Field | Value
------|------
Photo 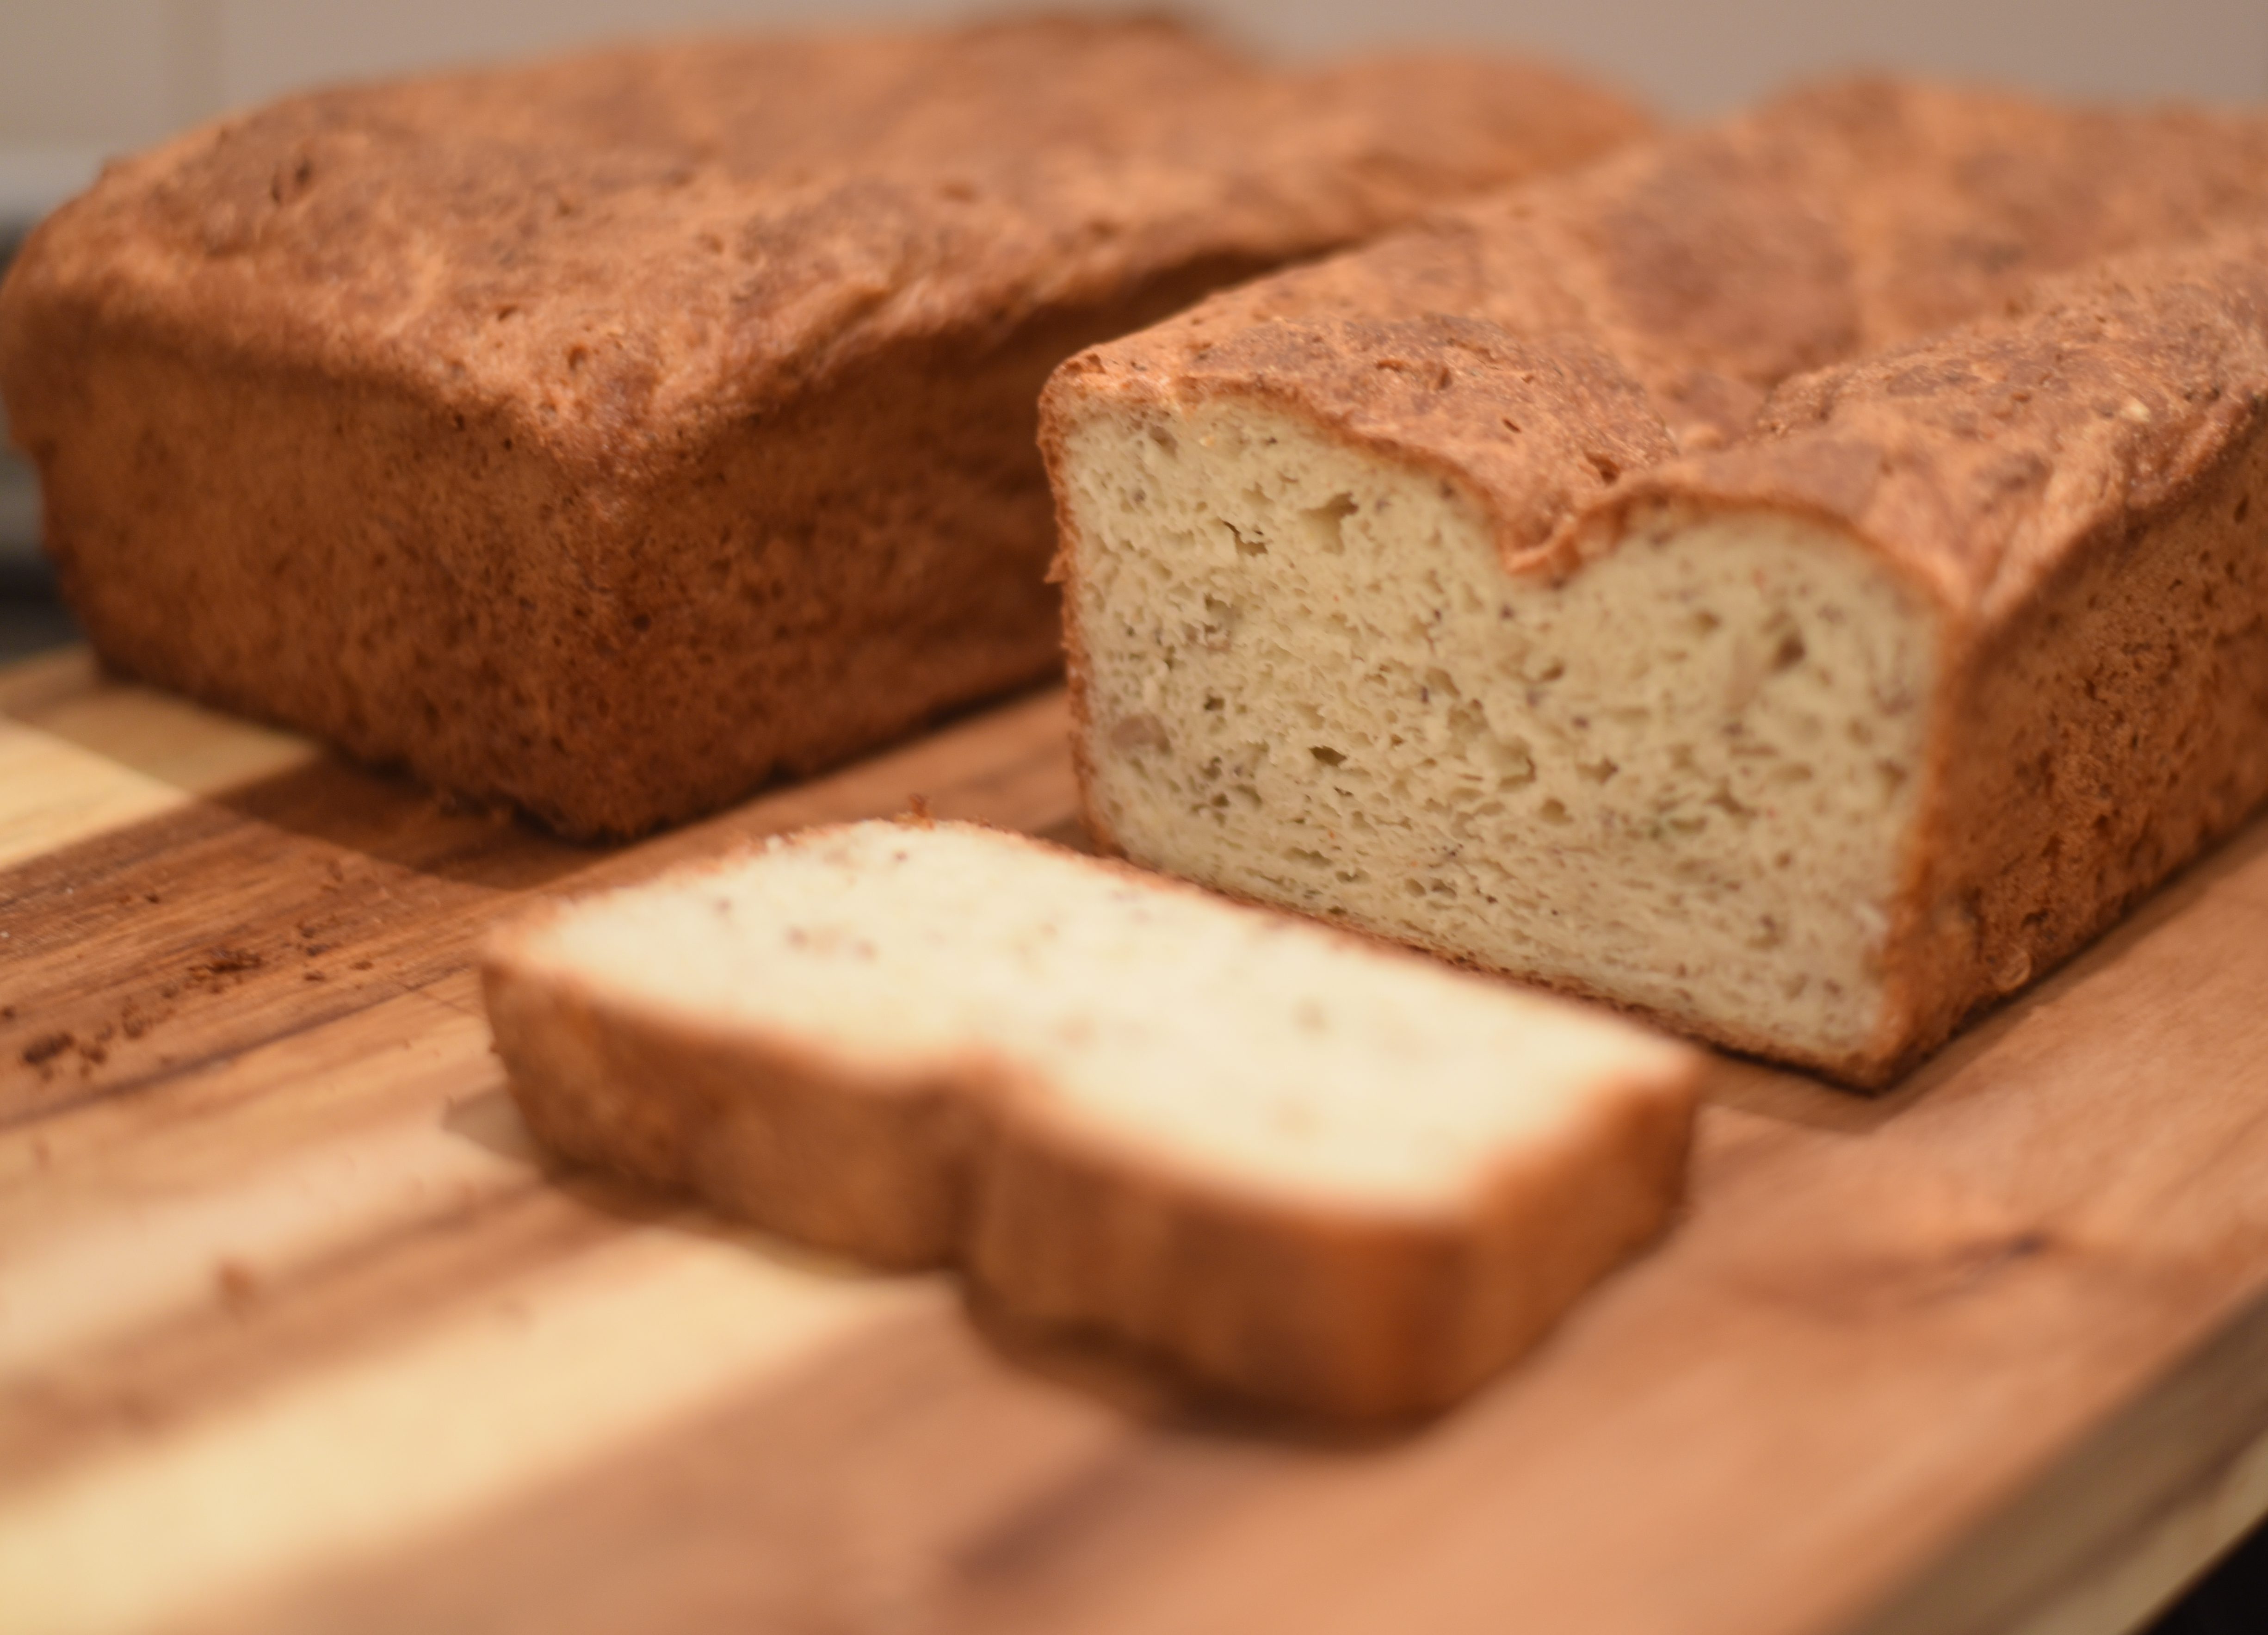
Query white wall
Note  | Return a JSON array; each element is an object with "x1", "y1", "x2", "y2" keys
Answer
[{"x1": 2, "y1": 0, "x2": 2264, "y2": 159}]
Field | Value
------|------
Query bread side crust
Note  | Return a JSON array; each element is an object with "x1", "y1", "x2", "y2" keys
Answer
[
  {"x1": 1896, "y1": 410, "x2": 2268, "y2": 1071},
  {"x1": 20, "y1": 266, "x2": 1247, "y2": 836},
  {"x1": 482, "y1": 825, "x2": 1702, "y2": 1418},
  {"x1": 485, "y1": 936, "x2": 976, "y2": 1266},
  {"x1": 967, "y1": 1052, "x2": 1693, "y2": 1416}
]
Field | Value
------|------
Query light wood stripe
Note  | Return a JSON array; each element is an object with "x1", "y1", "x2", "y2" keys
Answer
[
  {"x1": 0, "y1": 994, "x2": 517, "y2": 1374},
  {"x1": 0, "y1": 1225, "x2": 936, "y2": 1635},
  {"x1": 0, "y1": 651, "x2": 312, "y2": 872}
]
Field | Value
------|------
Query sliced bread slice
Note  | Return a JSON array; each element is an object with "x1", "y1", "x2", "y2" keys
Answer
[{"x1": 482, "y1": 819, "x2": 1700, "y2": 1418}]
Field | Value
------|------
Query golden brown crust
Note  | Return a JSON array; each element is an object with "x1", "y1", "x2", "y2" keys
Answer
[
  {"x1": 1042, "y1": 78, "x2": 2268, "y2": 1086},
  {"x1": 1045, "y1": 314, "x2": 1676, "y2": 569},
  {"x1": 1054, "y1": 77, "x2": 2268, "y2": 578},
  {"x1": 1610, "y1": 237, "x2": 2268, "y2": 619},
  {"x1": 485, "y1": 946, "x2": 978, "y2": 1267},
  {"x1": 966, "y1": 1068, "x2": 1691, "y2": 1417},
  {"x1": 481, "y1": 822, "x2": 1702, "y2": 1418},
  {"x1": 0, "y1": 18, "x2": 1648, "y2": 839}
]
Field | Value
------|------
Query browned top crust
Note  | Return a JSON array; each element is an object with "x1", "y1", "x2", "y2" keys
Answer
[
  {"x1": 1601, "y1": 235, "x2": 2268, "y2": 626},
  {"x1": 0, "y1": 16, "x2": 1648, "y2": 472},
  {"x1": 1051, "y1": 78, "x2": 2268, "y2": 622}
]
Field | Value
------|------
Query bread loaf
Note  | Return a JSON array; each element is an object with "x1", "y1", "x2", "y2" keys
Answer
[
  {"x1": 482, "y1": 819, "x2": 1700, "y2": 1418},
  {"x1": 1041, "y1": 81, "x2": 2268, "y2": 1086},
  {"x1": 0, "y1": 18, "x2": 1647, "y2": 838}
]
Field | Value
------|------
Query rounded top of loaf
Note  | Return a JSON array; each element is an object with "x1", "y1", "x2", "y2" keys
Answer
[
  {"x1": 1042, "y1": 75, "x2": 2268, "y2": 620},
  {"x1": 0, "y1": 16, "x2": 1648, "y2": 469}
]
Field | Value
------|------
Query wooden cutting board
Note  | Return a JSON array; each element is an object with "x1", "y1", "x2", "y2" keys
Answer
[{"x1": 5, "y1": 644, "x2": 2268, "y2": 1635}]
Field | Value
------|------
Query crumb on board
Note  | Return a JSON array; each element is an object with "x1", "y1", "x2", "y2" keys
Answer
[
  {"x1": 20, "y1": 1031, "x2": 73, "y2": 1067},
  {"x1": 214, "y1": 1259, "x2": 259, "y2": 1313}
]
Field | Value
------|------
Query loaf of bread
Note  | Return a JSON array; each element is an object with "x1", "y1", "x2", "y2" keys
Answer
[
  {"x1": 1041, "y1": 81, "x2": 2268, "y2": 1086},
  {"x1": 482, "y1": 819, "x2": 1700, "y2": 1417},
  {"x1": 0, "y1": 19, "x2": 1647, "y2": 839}
]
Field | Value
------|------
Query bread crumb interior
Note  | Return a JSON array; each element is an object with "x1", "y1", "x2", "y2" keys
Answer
[
  {"x1": 1062, "y1": 400, "x2": 1939, "y2": 1063},
  {"x1": 527, "y1": 822, "x2": 1682, "y2": 1210}
]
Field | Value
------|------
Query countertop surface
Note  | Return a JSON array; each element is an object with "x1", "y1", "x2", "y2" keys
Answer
[{"x1": 5, "y1": 647, "x2": 2268, "y2": 1635}]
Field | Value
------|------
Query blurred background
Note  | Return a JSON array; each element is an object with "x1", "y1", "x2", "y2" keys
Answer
[{"x1": 5, "y1": 0, "x2": 2268, "y2": 658}]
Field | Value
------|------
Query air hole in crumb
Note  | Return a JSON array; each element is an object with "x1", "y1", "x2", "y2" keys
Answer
[
  {"x1": 1310, "y1": 746, "x2": 1346, "y2": 767},
  {"x1": 1586, "y1": 452, "x2": 1622, "y2": 484},
  {"x1": 2238, "y1": 495, "x2": 2252, "y2": 525},
  {"x1": 1770, "y1": 630, "x2": 1808, "y2": 672},
  {"x1": 1224, "y1": 521, "x2": 1267, "y2": 557},
  {"x1": 1300, "y1": 494, "x2": 1358, "y2": 555},
  {"x1": 1110, "y1": 714, "x2": 1171, "y2": 754},
  {"x1": 1539, "y1": 799, "x2": 1571, "y2": 825}
]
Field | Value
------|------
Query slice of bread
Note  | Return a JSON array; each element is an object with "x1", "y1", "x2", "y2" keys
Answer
[
  {"x1": 482, "y1": 819, "x2": 1700, "y2": 1418},
  {"x1": 1041, "y1": 80, "x2": 2268, "y2": 1087}
]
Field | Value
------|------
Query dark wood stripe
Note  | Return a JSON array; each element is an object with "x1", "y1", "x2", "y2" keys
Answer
[
  {"x1": 0, "y1": 755, "x2": 594, "y2": 1127},
  {"x1": 0, "y1": 687, "x2": 1079, "y2": 1129}
]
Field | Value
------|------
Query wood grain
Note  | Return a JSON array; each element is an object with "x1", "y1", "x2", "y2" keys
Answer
[{"x1": 4, "y1": 650, "x2": 2268, "y2": 1635}]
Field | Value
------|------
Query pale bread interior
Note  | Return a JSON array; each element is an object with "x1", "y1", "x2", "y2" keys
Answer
[
  {"x1": 1060, "y1": 400, "x2": 1940, "y2": 1066},
  {"x1": 514, "y1": 820, "x2": 1692, "y2": 1212}
]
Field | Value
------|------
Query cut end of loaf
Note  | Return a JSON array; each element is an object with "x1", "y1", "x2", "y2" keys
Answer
[
  {"x1": 483, "y1": 819, "x2": 1701, "y2": 1417},
  {"x1": 1056, "y1": 397, "x2": 1942, "y2": 1080}
]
